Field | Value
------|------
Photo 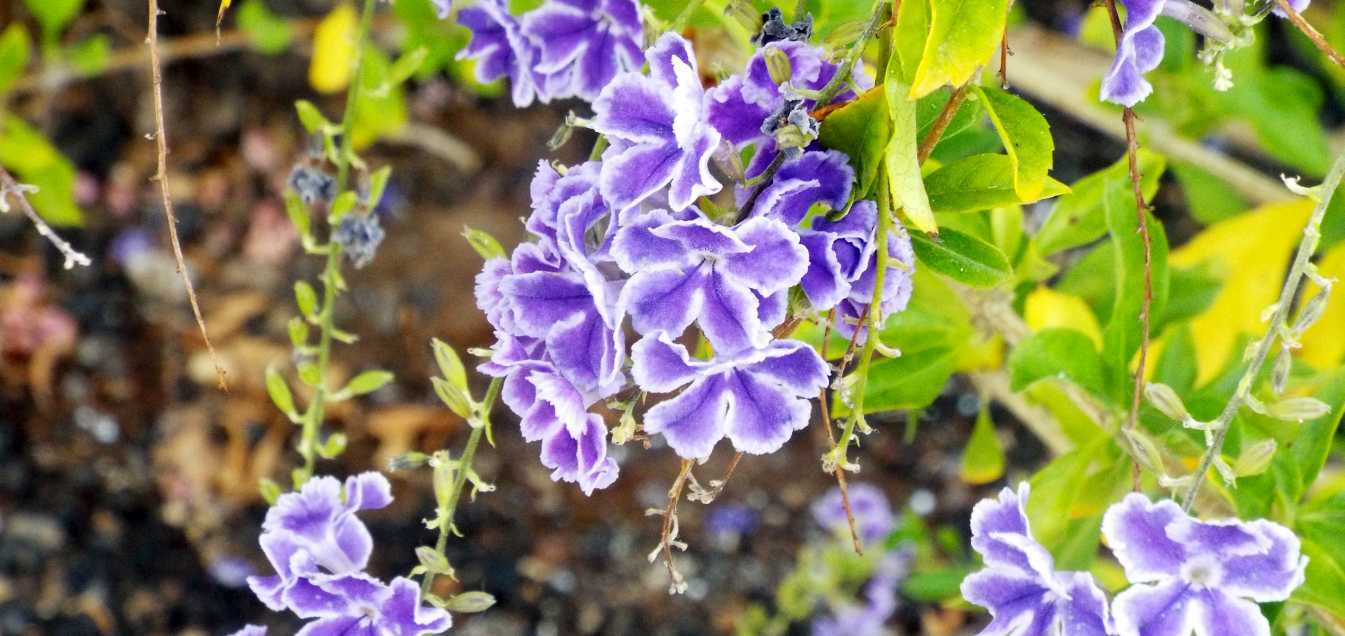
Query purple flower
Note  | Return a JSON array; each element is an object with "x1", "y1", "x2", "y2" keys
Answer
[
  {"x1": 748, "y1": 149, "x2": 852, "y2": 225},
  {"x1": 286, "y1": 574, "x2": 451, "y2": 636},
  {"x1": 808, "y1": 202, "x2": 916, "y2": 339},
  {"x1": 246, "y1": 473, "x2": 393, "y2": 611},
  {"x1": 591, "y1": 33, "x2": 723, "y2": 211},
  {"x1": 630, "y1": 332, "x2": 827, "y2": 459},
  {"x1": 521, "y1": 0, "x2": 645, "y2": 102},
  {"x1": 432, "y1": 0, "x2": 451, "y2": 19},
  {"x1": 459, "y1": 0, "x2": 553, "y2": 107},
  {"x1": 812, "y1": 549, "x2": 911, "y2": 636},
  {"x1": 228, "y1": 626, "x2": 267, "y2": 636},
  {"x1": 960, "y1": 483, "x2": 1114, "y2": 636},
  {"x1": 501, "y1": 361, "x2": 619, "y2": 494},
  {"x1": 1102, "y1": 494, "x2": 1307, "y2": 636},
  {"x1": 612, "y1": 211, "x2": 807, "y2": 354},
  {"x1": 811, "y1": 483, "x2": 895, "y2": 546},
  {"x1": 1099, "y1": 0, "x2": 1302, "y2": 106},
  {"x1": 707, "y1": 40, "x2": 871, "y2": 177}
]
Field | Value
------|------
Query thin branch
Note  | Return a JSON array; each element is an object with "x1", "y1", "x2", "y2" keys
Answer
[
  {"x1": 147, "y1": 0, "x2": 228, "y2": 391},
  {"x1": 1181, "y1": 148, "x2": 1345, "y2": 512},
  {"x1": 917, "y1": 84, "x2": 968, "y2": 164},
  {"x1": 1104, "y1": 0, "x2": 1153, "y2": 491},
  {"x1": 686, "y1": 451, "x2": 744, "y2": 504},
  {"x1": 652, "y1": 459, "x2": 695, "y2": 595},
  {"x1": 818, "y1": 309, "x2": 864, "y2": 555},
  {"x1": 1276, "y1": 0, "x2": 1345, "y2": 71},
  {"x1": 0, "y1": 167, "x2": 91, "y2": 269}
]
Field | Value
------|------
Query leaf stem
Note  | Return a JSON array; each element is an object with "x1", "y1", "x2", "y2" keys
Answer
[
  {"x1": 813, "y1": 0, "x2": 890, "y2": 108},
  {"x1": 1275, "y1": 0, "x2": 1345, "y2": 71},
  {"x1": 1181, "y1": 148, "x2": 1345, "y2": 512},
  {"x1": 297, "y1": 0, "x2": 378, "y2": 482},
  {"x1": 817, "y1": 309, "x2": 864, "y2": 555},
  {"x1": 421, "y1": 377, "x2": 502, "y2": 593}
]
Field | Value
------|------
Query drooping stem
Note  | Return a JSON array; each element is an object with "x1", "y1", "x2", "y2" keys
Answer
[
  {"x1": 1182, "y1": 148, "x2": 1345, "y2": 512},
  {"x1": 1275, "y1": 0, "x2": 1345, "y2": 71},
  {"x1": 147, "y1": 0, "x2": 228, "y2": 391},
  {"x1": 817, "y1": 309, "x2": 864, "y2": 555},
  {"x1": 656, "y1": 459, "x2": 695, "y2": 594},
  {"x1": 297, "y1": 0, "x2": 378, "y2": 482},
  {"x1": 421, "y1": 377, "x2": 502, "y2": 593},
  {"x1": 917, "y1": 84, "x2": 968, "y2": 164},
  {"x1": 1104, "y1": 0, "x2": 1154, "y2": 491}
]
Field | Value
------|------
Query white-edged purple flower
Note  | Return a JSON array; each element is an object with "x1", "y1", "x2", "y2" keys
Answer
[
  {"x1": 501, "y1": 361, "x2": 619, "y2": 494},
  {"x1": 812, "y1": 548, "x2": 912, "y2": 636},
  {"x1": 817, "y1": 203, "x2": 915, "y2": 339},
  {"x1": 591, "y1": 33, "x2": 722, "y2": 211},
  {"x1": 748, "y1": 149, "x2": 853, "y2": 225},
  {"x1": 612, "y1": 210, "x2": 807, "y2": 354},
  {"x1": 960, "y1": 483, "x2": 1114, "y2": 636},
  {"x1": 286, "y1": 573, "x2": 451, "y2": 636},
  {"x1": 246, "y1": 472, "x2": 393, "y2": 611},
  {"x1": 228, "y1": 626, "x2": 267, "y2": 636},
  {"x1": 432, "y1": 0, "x2": 451, "y2": 19},
  {"x1": 1102, "y1": 493, "x2": 1307, "y2": 636},
  {"x1": 630, "y1": 332, "x2": 828, "y2": 459},
  {"x1": 811, "y1": 483, "x2": 895, "y2": 546},
  {"x1": 707, "y1": 40, "x2": 872, "y2": 178},
  {"x1": 1100, "y1": 0, "x2": 1305, "y2": 106},
  {"x1": 458, "y1": 0, "x2": 554, "y2": 107},
  {"x1": 521, "y1": 0, "x2": 645, "y2": 102}
]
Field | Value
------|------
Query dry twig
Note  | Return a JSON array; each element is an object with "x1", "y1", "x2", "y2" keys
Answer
[
  {"x1": 147, "y1": 0, "x2": 228, "y2": 391},
  {"x1": 0, "y1": 167, "x2": 91, "y2": 270}
]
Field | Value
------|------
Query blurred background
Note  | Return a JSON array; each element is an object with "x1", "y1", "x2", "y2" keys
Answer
[{"x1": 0, "y1": 0, "x2": 1342, "y2": 634}]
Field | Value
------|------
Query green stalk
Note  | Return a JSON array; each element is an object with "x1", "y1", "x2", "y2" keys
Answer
[
  {"x1": 1181, "y1": 149, "x2": 1345, "y2": 512},
  {"x1": 297, "y1": 0, "x2": 378, "y2": 482},
  {"x1": 421, "y1": 377, "x2": 503, "y2": 593},
  {"x1": 670, "y1": 0, "x2": 708, "y2": 33}
]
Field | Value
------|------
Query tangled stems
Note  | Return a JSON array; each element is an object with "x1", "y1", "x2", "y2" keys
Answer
[
  {"x1": 421, "y1": 377, "x2": 503, "y2": 594},
  {"x1": 295, "y1": 0, "x2": 378, "y2": 484},
  {"x1": 1181, "y1": 147, "x2": 1345, "y2": 512}
]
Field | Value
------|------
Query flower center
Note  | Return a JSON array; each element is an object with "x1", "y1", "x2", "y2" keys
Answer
[{"x1": 1181, "y1": 555, "x2": 1224, "y2": 588}]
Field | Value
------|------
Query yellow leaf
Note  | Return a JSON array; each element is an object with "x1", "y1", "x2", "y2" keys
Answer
[
  {"x1": 957, "y1": 332, "x2": 1003, "y2": 372},
  {"x1": 216, "y1": 0, "x2": 233, "y2": 34},
  {"x1": 1299, "y1": 241, "x2": 1345, "y2": 369},
  {"x1": 1024, "y1": 286, "x2": 1103, "y2": 349},
  {"x1": 1169, "y1": 200, "x2": 1313, "y2": 385},
  {"x1": 309, "y1": 4, "x2": 357, "y2": 94}
]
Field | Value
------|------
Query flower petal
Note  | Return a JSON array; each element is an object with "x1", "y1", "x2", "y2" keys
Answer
[
  {"x1": 620, "y1": 265, "x2": 707, "y2": 338},
  {"x1": 592, "y1": 74, "x2": 675, "y2": 144},
  {"x1": 1101, "y1": 493, "x2": 1188, "y2": 583},
  {"x1": 722, "y1": 217, "x2": 808, "y2": 295},
  {"x1": 744, "y1": 339, "x2": 828, "y2": 397},
  {"x1": 1192, "y1": 588, "x2": 1270, "y2": 636},
  {"x1": 631, "y1": 333, "x2": 702, "y2": 392},
  {"x1": 960, "y1": 569, "x2": 1055, "y2": 636},
  {"x1": 599, "y1": 140, "x2": 683, "y2": 211},
  {"x1": 700, "y1": 271, "x2": 767, "y2": 354},
  {"x1": 644, "y1": 375, "x2": 729, "y2": 459},
  {"x1": 1113, "y1": 579, "x2": 1197, "y2": 636},
  {"x1": 723, "y1": 367, "x2": 811, "y2": 454}
]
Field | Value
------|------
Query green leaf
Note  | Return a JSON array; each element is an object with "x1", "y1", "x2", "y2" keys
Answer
[
  {"x1": 1152, "y1": 323, "x2": 1197, "y2": 395},
  {"x1": 266, "y1": 367, "x2": 298, "y2": 419},
  {"x1": 890, "y1": 0, "x2": 931, "y2": 85},
  {"x1": 287, "y1": 316, "x2": 309, "y2": 349},
  {"x1": 1009, "y1": 328, "x2": 1107, "y2": 398},
  {"x1": 1036, "y1": 151, "x2": 1165, "y2": 256},
  {"x1": 1027, "y1": 442, "x2": 1129, "y2": 559},
  {"x1": 1158, "y1": 263, "x2": 1222, "y2": 331},
  {"x1": 23, "y1": 0, "x2": 85, "y2": 38},
  {"x1": 916, "y1": 86, "x2": 983, "y2": 147},
  {"x1": 259, "y1": 477, "x2": 282, "y2": 504},
  {"x1": 284, "y1": 192, "x2": 312, "y2": 237},
  {"x1": 885, "y1": 58, "x2": 936, "y2": 234},
  {"x1": 925, "y1": 154, "x2": 1069, "y2": 214},
  {"x1": 388, "y1": 47, "x2": 430, "y2": 86},
  {"x1": 818, "y1": 87, "x2": 889, "y2": 198},
  {"x1": 840, "y1": 346, "x2": 959, "y2": 414},
  {"x1": 351, "y1": 47, "x2": 408, "y2": 149},
  {"x1": 975, "y1": 86, "x2": 1054, "y2": 200},
  {"x1": 1282, "y1": 368, "x2": 1345, "y2": 503},
  {"x1": 1100, "y1": 182, "x2": 1170, "y2": 401},
  {"x1": 910, "y1": 226, "x2": 1012, "y2": 288},
  {"x1": 431, "y1": 338, "x2": 468, "y2": 392},
  {"x1": 1295, "y1": 536, "x2": 1345, "y2": 622},
  {"x1": 0, "y1": 115, "x2": 83, "y2": 226},
  {"x1": 432, "y1": 376, "x2": 472, "y2": 419},
  {"x1": 0, "y1": 25, "x2": 31, "y2": 95},
  {"x1": 462, "y1": 226, "x2": 505, "y2": 261},
  {"x1": 298, "y1": 361, "x2": 322, "y2": 388},
  {"x1": 343, "y1": 370, "x2": 394, "y2": 397},
  {"x1": 1172, "y1": 161, "x2": 1248, "y2": 225},
  {"x1": 366, "y1": 166, "x2": 392, "y2": 208},
  {"x1": 329, "y1": 191, "x2": 358, "y2": 221},
  {"x1": 294, "y1": 281, "x2": 319, "y2": 318},
  {"x1": 961, "y1": 405, "x2": 1005, "y2": 485},
  {"x1": 294, "y1": 100, "x2": 331, "y2": 134},
  {"x1": 902, "y1": 567, "x2": 972, "y2": 603},
  {"x1": 317, "y1": 432, "x2": 347, "y2": 458},
  {"x1": 239, "y1": 0, "x2": 294, "y2": 55},
  {"x1": 909, "y1": 0, "x2": 1008, "y2": 98},
  {"x1": 64, "y1": 35, "x2": 108, "y2": 74}
]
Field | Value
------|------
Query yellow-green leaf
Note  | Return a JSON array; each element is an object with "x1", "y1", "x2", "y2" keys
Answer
[
  {"x1": 1024, "y1": 287, "x2": 1104, "y2": 349},
  {"x1": 909, "y1": 0, "x2": 1009, "y2": 99},
  {"x1": 1299, "y1": 241, "x2": 1345, "y2": 369},
  {"x1": 884, "y1": 52, "x2": 936, "y2": 234},
  {"x1": 961, "y1": 405, "x2": 1005, "y2": 484},
  {"x1": 0, "y1": 115, "x2": 83, "y2": 226},
  {"x1": 309, "y1": 4, "x2": 357, "y2": 94},
  {"x1": 0, "y1": 25, "x2": 31, "y2": 95},
  {"x1": 975, "y1": 85, "x2": 1054, "y2": 200},
  {"x1": 1169, "y1": 200, "x2": 1313, "y2": 385}
]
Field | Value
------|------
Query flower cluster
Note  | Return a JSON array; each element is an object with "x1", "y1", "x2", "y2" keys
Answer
[
  {"x1": 236, "y1": 473, "x2": 451, "y2": 635},
  {"x1": 962, "y1": 484, "x2": 1306, "y2": 636},
  {"x1": 471, "y1": 9, "x2": 916, "y2": 495},
  {"x1": 809, "y1": 484, "x2": 913, "y2": 636},
  {"x1": 1101, "y1": 0, "x2": 1311, "y2": 106},
  {"x1": 458, "y1": 0, "x2": 644, "y2": 107}
]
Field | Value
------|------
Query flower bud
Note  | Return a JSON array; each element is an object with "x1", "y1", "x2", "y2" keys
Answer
[
  {"x1": 1144, "y1": 382, "x2": 1190, "y2": 422},
  {"x1": 1233, "y1": 439, "x2": 1277, "y2": 477},
  {"x1": 1266, "y1": 396, "x2": 1332, "y2": 422},
  {"x1": 762, "y1": 46, "x2": 793, "y2": 85}
]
